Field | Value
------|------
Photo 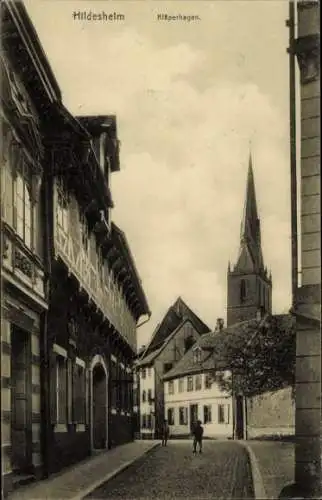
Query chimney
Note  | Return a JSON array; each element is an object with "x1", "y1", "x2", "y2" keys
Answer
[{"x1": 216, "y1": 318, "x2": 224, "y2": 332}]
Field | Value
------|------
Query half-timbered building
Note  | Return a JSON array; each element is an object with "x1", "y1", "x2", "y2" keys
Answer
[
  {"x1": 1, "y1": 0, "x2": 150, "y2": 491},
  {"x1": 44, "y1": 112, "x2": 150, "y2": 473},
  {"x1": 1, "y1": 0, "x2": 62, "y2": 493}
]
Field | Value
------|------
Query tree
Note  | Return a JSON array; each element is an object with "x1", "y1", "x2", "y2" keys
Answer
[{"x1": 211, "y1": 315, "x2": 296, "y2": 397}]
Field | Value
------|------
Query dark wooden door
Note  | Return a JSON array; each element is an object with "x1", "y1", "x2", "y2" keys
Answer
[
  {"x1": 11, "y1": 327, "x2": 32, "y2": 473},
  {"x1": 93, "y1": 365, "x2": 107, "y2": 449},
  {"x1": 235, "y1": 395, "x2": 244, "y2": 440},
  {"x1": 189, "y1": 404, "x2": 198, "y2": 431}
]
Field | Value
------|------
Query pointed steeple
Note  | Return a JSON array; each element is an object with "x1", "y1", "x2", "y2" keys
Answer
[
  {"x1": 236, "y1": 151, "x2": 264, "y2": 272},
  {"x1": 240, "y1": 151, "x2": 259, "y2": 244},
  {"x1": 227, "y1": 149, "x2": 272, "y2": 326}
]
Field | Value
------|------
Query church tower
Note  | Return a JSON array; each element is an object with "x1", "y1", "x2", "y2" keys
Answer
[{"x1": 227, "y1": 153, "x2": 272, "y2": 326}]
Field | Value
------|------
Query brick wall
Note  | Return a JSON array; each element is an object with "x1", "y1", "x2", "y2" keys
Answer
[{"x1": 246, "y1": 387, "x2": 295, "y2": 438}]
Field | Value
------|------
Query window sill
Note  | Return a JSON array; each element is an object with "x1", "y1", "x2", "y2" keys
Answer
[{"x1": 54, "y1": 423, "x2": 68, "y2": 433}]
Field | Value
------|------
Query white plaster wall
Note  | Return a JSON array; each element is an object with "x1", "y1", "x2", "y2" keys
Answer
[
  {"x1": 164, "y1": 373, "x2": 233, "y2": 438},
  {"x1": 139, "y1": 366, "x2": 155, "y2": 434}
]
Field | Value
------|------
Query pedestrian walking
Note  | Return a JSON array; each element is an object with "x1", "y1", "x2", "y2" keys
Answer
[
  {"x1": 192, "y1": 420, "x2": 204, "y2": 454},
  {"x1": 161, "y1": 419, "x2": 170, "y2": 446}
]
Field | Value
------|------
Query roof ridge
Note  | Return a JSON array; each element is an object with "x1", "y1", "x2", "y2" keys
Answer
[{"x1": 138, "y1": 317, "x2": 194, "y2": 366}]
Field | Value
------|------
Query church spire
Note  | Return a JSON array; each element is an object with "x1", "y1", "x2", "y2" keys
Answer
[
  {"x1": 236, "y1": 151, "x2": 264, "y2": 272},
  {"x1": 227, "y1": 149, "x2": 272, "y2": 326},
  {"x1": 240, "y1": 151, "x2": 259, "y2": 244}
]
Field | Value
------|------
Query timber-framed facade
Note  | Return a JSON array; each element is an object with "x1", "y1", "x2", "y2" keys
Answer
[{"x1": 1, "y1": 0, "x2": 150, "y2": 494}]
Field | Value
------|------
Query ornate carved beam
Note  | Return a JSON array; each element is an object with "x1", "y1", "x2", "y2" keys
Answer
[{"x1": 294, "y1": 34, "x2": 320, "y2": 84}]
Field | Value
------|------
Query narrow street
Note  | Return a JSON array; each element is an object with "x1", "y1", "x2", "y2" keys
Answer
[{"x1": 86, "y1": 440, "x2": 254, "y2": 499}]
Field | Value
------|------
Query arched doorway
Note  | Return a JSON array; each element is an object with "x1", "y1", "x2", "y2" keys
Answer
[{"x1": 92, "y1": 363, "x2": 107, "y2": 450}]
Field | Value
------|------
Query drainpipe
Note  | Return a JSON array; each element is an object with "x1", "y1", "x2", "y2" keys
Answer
[
  {"x1": 286, "y1": 1, "x2": 298, "y2": 304},
  {"x1": 40, "y1": 163, "x2": 53, "y2": 478}
]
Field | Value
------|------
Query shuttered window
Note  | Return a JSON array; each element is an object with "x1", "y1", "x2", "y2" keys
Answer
[
  {"x1": 218, "y1": 404, "x2": 230, "y2": 424},
  {"x1": 13, "y1": 155, "x2": 33, "y2": 249},
  {"x1": 72, "y1": 362, "x2": 86, "y2": 424},
  {"x1": 50, "y1": 353, "x2": 57, "y2": 424},
  {"x1": 111, "y1": 360, "x2": 117, "y2": 408},
  {"x1": 179, "y1": 407, "x2": 188, "y2": 425},
  {"x1": 56, "y1": 178, "x2": 69, "y2": 232},
  {"x1": 57, "y1": 356, "x2": 68, "y2": 424},
  {"x1": 1, "y1": 132, "x2": 14, "y2": 226},
  {"x1": 203, "y1": 405, "x2": 212, "y2": 424}
]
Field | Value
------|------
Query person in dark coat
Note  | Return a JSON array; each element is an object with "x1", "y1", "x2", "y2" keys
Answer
[
  {"x1": 161, "y1": 419, "x2": 170, "y2": 446},
  {"x1": 192, "y1": 420, "x2": 204, "y2": 454}
]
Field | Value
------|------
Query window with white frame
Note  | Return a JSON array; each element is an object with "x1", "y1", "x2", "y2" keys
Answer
[
  {"x1": 168, "y1": 380, "x2": 174, "y2": 395},
  {"x1": 56, "y1": 178, "x2": 69, "y2": 232},
  {"x1": 148, "y1": 389, "x2": 153, "y2": 402},
  {"x1": 218, "y1": 404, "x2": 230, "y2": 424},
  {"x1": 167, "y1": 407, "x2": 174, "y2": 425},
  {"x1": 187, "y1": 376, "x2": 193, "y2": 392},
  {"x1": 1, "y1": 131, "x2": 14, "y2": 226},
  {"x1": 141, "y1": 414, "x2": 147, "y2": 428},
  {"x1": 178, "y1": 378, "x2": 184, "y2": 393},
  {"x1": 141, "y1": 368, "x2": 146, "y2": 379},
  {"x1": 193, "y1": 346, "x2": 202, "y2": 364},
  {"x1": 142, "y1": 390, "x2": 146, "y2": 403},
  {"x1": 56, "y1": 356, "x2": 68, "y2": 424},
  {"x1": 204, "y1": 373, "x2": 212, "y2": 389},
  {"x1": 72, "y1": 360, "x2": 86, "y2": 424},
  {"x1": 14, "y1": 154, "x2": 33, "y2": 249},
  {"x1": 195, "y1": 374, "x2": 202, "y2": 391},
  {"x1": 203, "y1": 405, "x2": 212, "y2": 424},
  {"x1": 179, "y1": 407, "x2": 188, "y2": 425}
]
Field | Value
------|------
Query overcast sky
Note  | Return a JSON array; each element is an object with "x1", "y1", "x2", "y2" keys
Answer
[{"x1": 25, "y1": 0, "x2": 294, "y2": 348}]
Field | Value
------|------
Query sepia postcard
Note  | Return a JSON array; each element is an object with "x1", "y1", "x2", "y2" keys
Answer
[{"x1": 1, "y1": 0, "x2": 320, "y2": 499}]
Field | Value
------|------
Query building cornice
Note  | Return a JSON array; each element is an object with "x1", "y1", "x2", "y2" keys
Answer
[{"x1": 2, "y1": 1, "x2": 61, "y2": 103}]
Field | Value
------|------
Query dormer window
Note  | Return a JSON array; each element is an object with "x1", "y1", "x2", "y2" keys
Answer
[
  {"x1": 184, "y1": 335, "x2": 195, "y2": 353},
  {"x1": 193, "y1": 346, "x2": 202, "y2": 364}
]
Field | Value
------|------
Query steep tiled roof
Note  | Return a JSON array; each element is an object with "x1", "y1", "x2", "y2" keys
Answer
[
  {"x1": 137, "y1": 317, "x2": 196, "y2": 368},
  {"x1": 162, "y1": 345, "x2": 218, "y2": 380},
  {"x1": 163, "y1": 313, "x2": 293, "y2": 381},
  {"x1": 135, "y1": 345, "x2": 164, "y2": 367},
  {"x1": 173, "y1": 297, "x2": 211, "y2": 335},
  {"x1": 141, "y1": 296, "x2": 210, "y2": 357},
  {"x1": 198, "y1": 318, "x2": 260, "y2": 351}
]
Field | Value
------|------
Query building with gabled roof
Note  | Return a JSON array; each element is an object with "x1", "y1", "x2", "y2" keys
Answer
[
  {"x1": 141, "y1": 296, "x2": 210, "y2": 358},
  {"x1": 162, "y1": 154, "x2": 295, "y2": 442},
  {"x1": 135, "y1": 297, "x2": 210, "y2": 438},
  {"x1": 163, "y1": 313, "x2": 294, "y2": 441},
  {"x1": 162, "y1": 318, "x2": 234, "y2": 439},
  {"x1": 1, "y1": 1, "x2": 150, "y2": 493}
]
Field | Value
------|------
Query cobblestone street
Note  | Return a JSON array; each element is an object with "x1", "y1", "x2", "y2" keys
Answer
[{"x1": 87, "y1": 440, "x2": 254, "y2": 499}]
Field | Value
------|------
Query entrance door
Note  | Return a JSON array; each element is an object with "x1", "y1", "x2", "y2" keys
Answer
[
  {"x1": 235, "y1": 395, "x2": 244, "y2": 439},
  {"x1": 11, "y1": 326, "x2": 32, "y2": 474},
  {"x1": 92, "y1": 364, "x2": 107, "y2": 449},
  {"x1": 189, "y1": 404, "x2": 198, "y2": 431}
]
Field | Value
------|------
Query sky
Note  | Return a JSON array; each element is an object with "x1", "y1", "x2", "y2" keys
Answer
[{"x1": 25, "y1": 0, "x2": 294, "y2": 348}]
